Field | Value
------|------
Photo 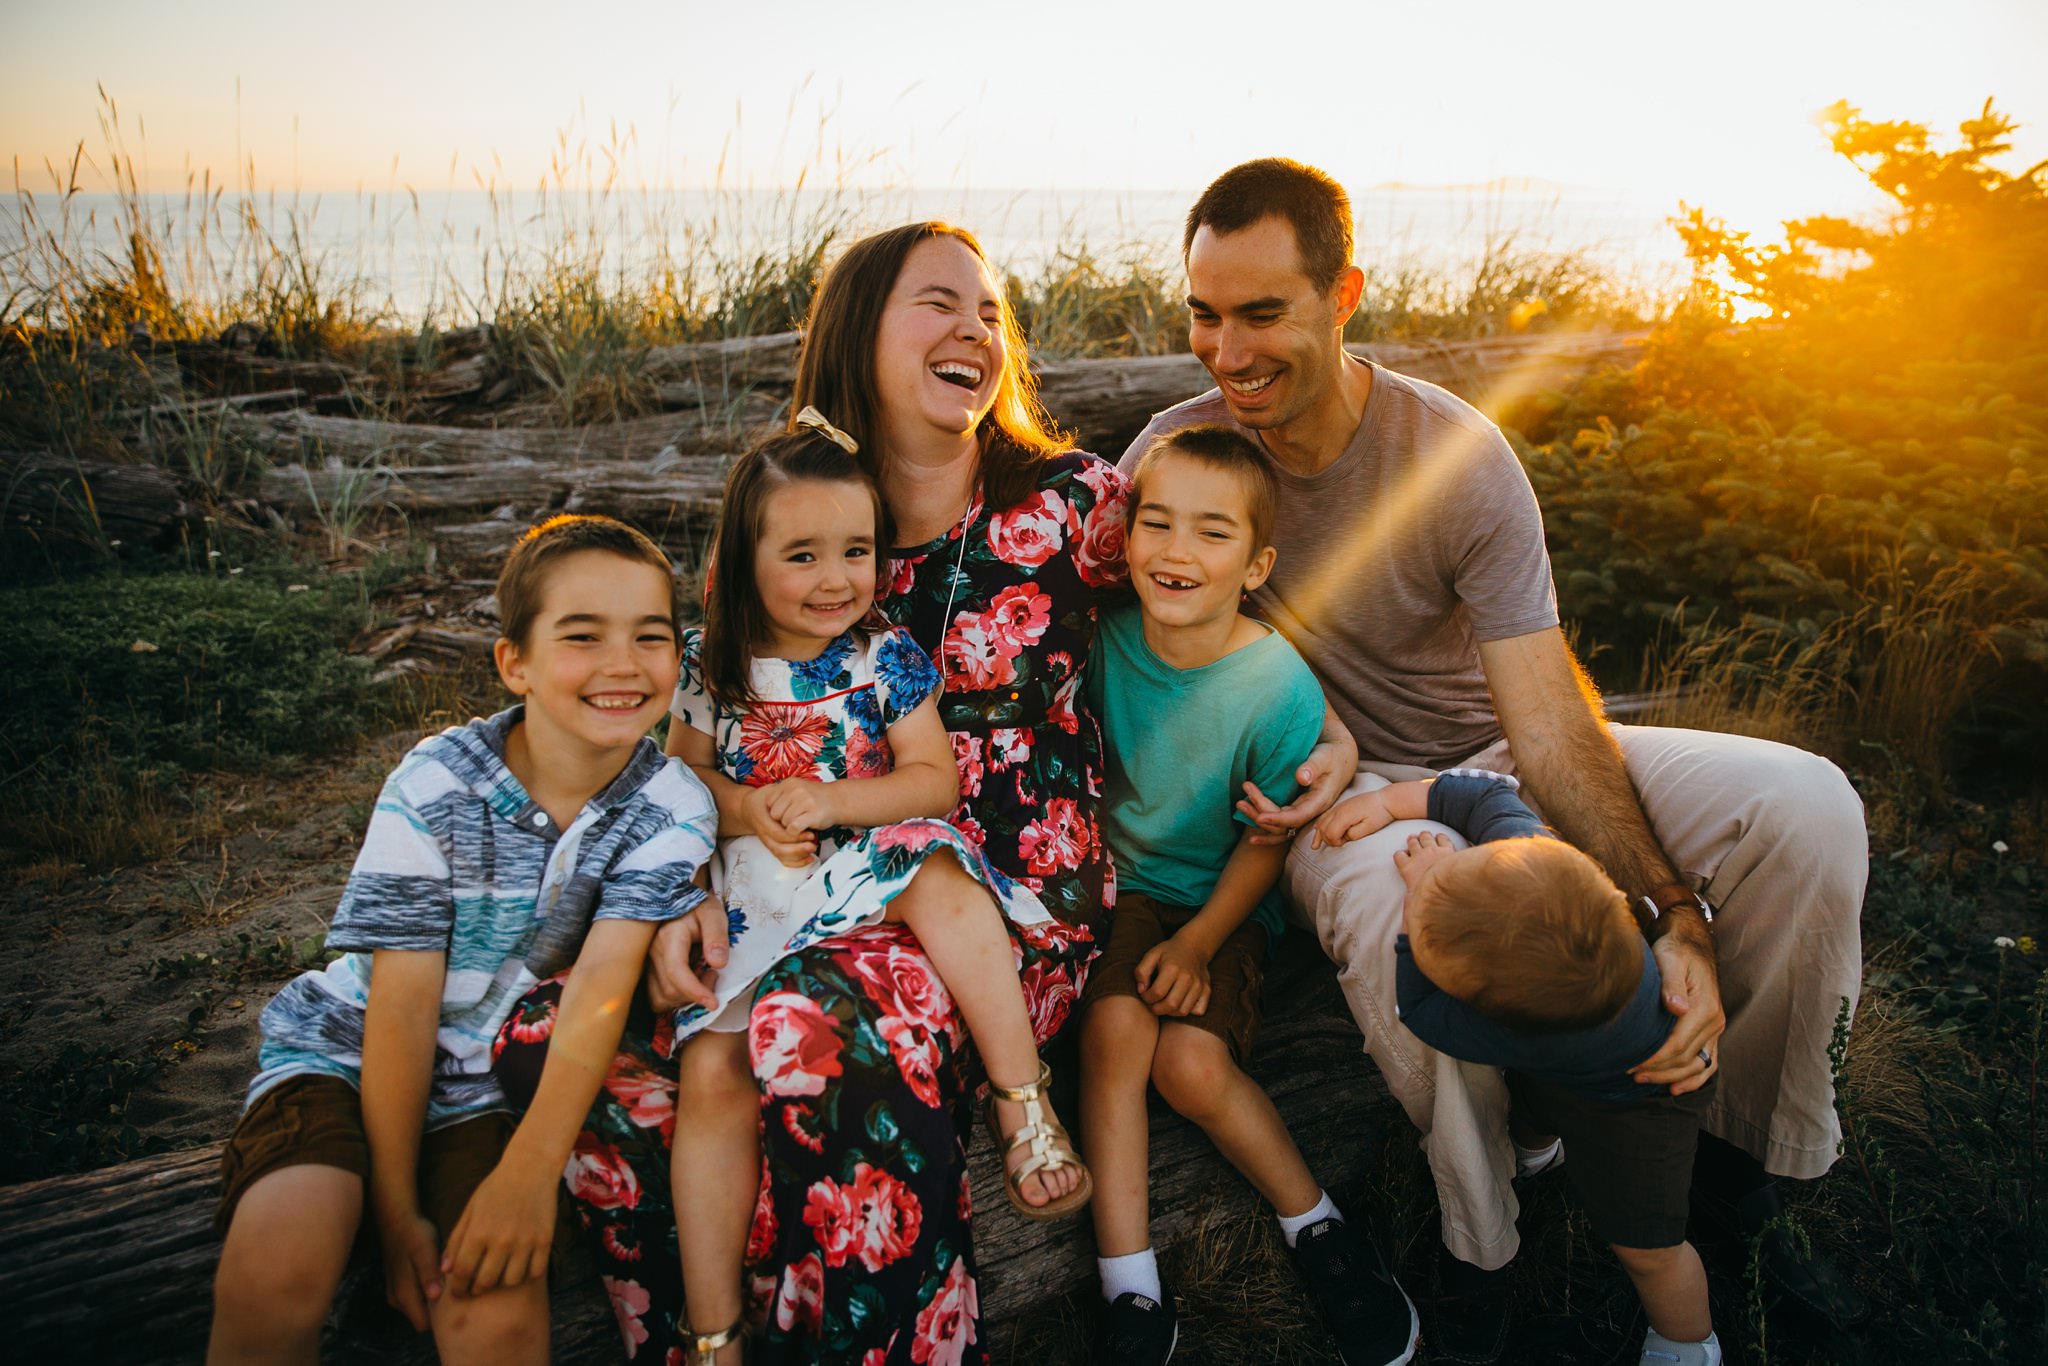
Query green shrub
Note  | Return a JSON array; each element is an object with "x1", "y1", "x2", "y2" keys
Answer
[
  {"x1": 0, "y1": 566, "x2": 376, "y2": 865},
  {"x1": 1520, "y1": 100, "x2": 2048, "y2": 773}
]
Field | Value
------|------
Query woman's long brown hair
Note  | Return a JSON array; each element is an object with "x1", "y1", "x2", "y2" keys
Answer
[
  {"x1": 790, "y1": 222, "x2": 1070, "y2": 526},
  {"x1": 701, "y1": 431, "x2": 889, "y2": 710}
]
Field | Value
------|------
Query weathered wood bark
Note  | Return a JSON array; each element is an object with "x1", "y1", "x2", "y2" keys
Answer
[
  {"x1": 4, "y1": 452, "x2": 194, "y2": 546},
  {"x1": 234, "y1": 391, "x2": 780, "y2": 467},
  {"x1": 639, "y1": 331, "x2": 803, "y2": 392},
  {"x1": 257, "y1": 454, "x2": 731, "y2": 523},
  {"x1": 0, "y1": 940, "x2": 1388, "y2": 1364}
]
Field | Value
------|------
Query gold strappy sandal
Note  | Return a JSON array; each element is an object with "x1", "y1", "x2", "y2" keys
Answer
[
  {"x1": 686, "y1": 1319, "x2": 744, "y2": 1365},
  {"x1": 984, "y1": 1060, "x2": 1093, "y2": 1222}
]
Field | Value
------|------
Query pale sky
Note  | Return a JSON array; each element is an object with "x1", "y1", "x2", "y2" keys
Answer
[{"x1": 5, "y1": 0, "x2": 2044, "y2": 235}]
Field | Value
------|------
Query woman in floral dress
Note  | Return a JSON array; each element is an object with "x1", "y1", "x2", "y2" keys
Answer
[{"x1": 495, "y1": 223, "x2": 1128, "y2": 1364}]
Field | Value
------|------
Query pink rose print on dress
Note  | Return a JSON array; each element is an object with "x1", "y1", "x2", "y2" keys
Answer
[
  {"x1": 747, "y1": 1161, "x2": 779, "y2": 1264},
  {"x1": 884, "y1": 555, "x2": 918, "y2": 600},
  {"x1": 848, "y1": 1162, "x2": 923, "y2": 1271},
  {"x1": 877, "y1": 1013, "x2": 948, "y2": 1108},
  {"x1": 602, "y1": 1275, "x2": 652, "y2": 1354},
  {"x1": 938, "y1": 615, "x2": 1017, "y2": 691},
  {"x1": 782, "y1": 1101, "x2": 826, "y2": 1154},
  {"x1": 986, "y1": 488, "x2": 1067, "y2": 567},
  {"x1": 566, "y1": 1133, "x2": 642, "y2": 1211},
  {"x1": 600, "y1": 1223, "x2": 642, "y2": 1264},
  {"x1": 802, "y1": 1175, "x2": 863, "y2": 1268},
  {"x1": 604, "y1": 1055, "x2": 677, "y2": 1144},
  {"x1": 950, "y1": 732, "x2": 986, "y2": 798},
  {"x1": 1018, "y1": 958, "x2": 1080, "y2": 1043},
  {"x1": 1018, "y1": 796, "x2": 1088, "y2": 877},
  {"x1": 990, "y1": 727, "x2": 1031, "y2": 765},
  {"x1": 1046, "y1": 673, "x2": 1083, "y2": 736},
  {"x1": 738, "y1": 706, "x2": 832, "y2": 783},
  {"x1": 1073, "y1": 464, "x2": 1131, "y2": 588},
  {"x1": 981, "y1": 584, "x2": 1052, "y2": 655},
  {"x1": 750, "y1": 990, "x2": 846, "y2": 1097},
  {"x1": 911, "y1": 1255, "x2": 980, "y2": 1366},
  {"x1": 774, "y1": 1253, "x2": 826, "y2": 1334},
  {"x1": 850, "y1": 942, "x2": 955, "y2": 1035}
]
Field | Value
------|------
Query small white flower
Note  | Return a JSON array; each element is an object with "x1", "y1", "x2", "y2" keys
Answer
[
  {"x1": 1996, "y1": 936, "x2": 2017, "y2": 949},
  {"x1": 286, "y1": 584, "x2": 310, "y2": 593},
  {"x1": 109, "y1": 539, "x2": 122, "y2": 547},
  {"x1": 1994, "y1": 840, "x2": 2010, "y2": 854},
  {"x1": 207, "y1": 549, "x2": 220, "y2": 560},
  {"x1": 228, "y1": 567, "x2": 244, "y2": 576}
]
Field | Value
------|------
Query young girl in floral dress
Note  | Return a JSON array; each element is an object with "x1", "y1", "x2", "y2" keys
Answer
[{"x1": 664, "y1": 423, "x2": 1093, "y2": 1364}]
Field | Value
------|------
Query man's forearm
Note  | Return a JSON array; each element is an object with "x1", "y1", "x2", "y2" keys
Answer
[{"x1": 1479, "y1": 631, "x2": 1690, "y2": 909}]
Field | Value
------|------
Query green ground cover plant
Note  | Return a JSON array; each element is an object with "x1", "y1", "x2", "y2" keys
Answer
[
  {"x1": 0, "y1": 563, "x2": 378, "y2": 868},
  {"x1": 1516, "y1": 99, "x2": 2047, "y2": 784}
]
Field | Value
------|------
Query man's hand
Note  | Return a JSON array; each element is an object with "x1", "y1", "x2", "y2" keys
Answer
[
  {"x1": 744, "y1": 782, "x2": 821, "y2": 866},
  {"x1": 374, "y1": 1202, "x2": 443, "y2": 1331},
  {"x1": 440, "y1": 1159, "x2": 556, "y2": 1297},
  {"x1": 647, "y1": 894, "x2": 731, "y2": 1015},
  {"x1": 1629, "y1": 934, "x2": 1725, "y2": 1096},
  {"x1": 1135, "y1": 935, "x2": 1212, "y2": 1017},
  {"x1": 1311, "y1": 788, "x2": 1394, "y2": 850}
]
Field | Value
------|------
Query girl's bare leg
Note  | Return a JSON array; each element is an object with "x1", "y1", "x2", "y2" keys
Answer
[
  {"x1": 886, "y1": 853, "x2": 1081, "y2": 1206},
  {"x1": 673, "y1": 1030, "x2": 757, "y2": 1363}
]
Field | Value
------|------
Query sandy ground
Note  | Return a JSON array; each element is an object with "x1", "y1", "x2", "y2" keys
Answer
[{"x1": 0, "y1": 732, "x2": 417, "y2": 1163}]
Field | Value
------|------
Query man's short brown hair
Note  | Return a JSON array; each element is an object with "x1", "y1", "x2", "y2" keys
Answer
[
  {"x1": 1184, "y1": 157, "x2": 1354, "y2": 290},
  {"x1": 1129, "y1": 424, "x2": 1279, "y2": 550},
  {"x1": 496, "y1": 514, "x2": 679, "y2": 647},
  {"x1": 1412, "y1": 837, "x2": 1641, "y2": 1033}
]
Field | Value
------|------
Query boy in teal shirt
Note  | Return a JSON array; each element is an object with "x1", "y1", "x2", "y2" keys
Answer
[{"x1": 1079, "y1": 426, "x2": 1420, "y2": 1365}]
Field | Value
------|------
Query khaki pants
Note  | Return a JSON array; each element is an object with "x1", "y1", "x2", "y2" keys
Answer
[{"x1": 1286, "y1": 724, "x2": 1867, "y2": 1269}]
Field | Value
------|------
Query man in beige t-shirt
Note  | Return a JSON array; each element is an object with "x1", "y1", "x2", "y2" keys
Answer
[{"x1": 1119, "y1": 159, "x2": 1868, "y2": 1364}]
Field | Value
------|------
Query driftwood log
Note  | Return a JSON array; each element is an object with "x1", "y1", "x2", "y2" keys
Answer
[{"x1": 0, "y1": 938, "x2": 1388, "y2": 1364}]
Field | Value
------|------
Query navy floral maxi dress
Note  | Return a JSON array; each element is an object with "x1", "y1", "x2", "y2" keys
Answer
[{"x1": 493, "y1": 450, "x2": 1129, "y2": 1365}]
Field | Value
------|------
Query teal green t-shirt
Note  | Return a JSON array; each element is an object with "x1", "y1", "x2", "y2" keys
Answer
[{"x1": 1087, "y1": 602, "x2": 1327, "y2": 940}]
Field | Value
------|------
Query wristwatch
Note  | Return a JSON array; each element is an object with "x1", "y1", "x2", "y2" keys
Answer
[{"x1": 1636, "y1": 882, "x2": 1715, "y2": 944}]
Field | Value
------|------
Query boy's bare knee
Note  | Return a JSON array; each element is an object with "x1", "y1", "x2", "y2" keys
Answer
[
  {"x1": 1150, "y1": 1027, "x2": 1236, "y2": 1119},
  {"x1": 1610, "y1": 1241, "x2": 1682, "y2": 1274},
  {"x1": 1081, "y1": 997, "x2": 1155, "y2": 1059},
  {"x1": 433, "y1": 1280, "x2": 549, "y2": 1366}
]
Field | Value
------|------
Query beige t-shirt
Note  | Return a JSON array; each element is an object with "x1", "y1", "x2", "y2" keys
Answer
[{"x1": 1119, "y1": 361, "x2": 1558, "y2": 768}]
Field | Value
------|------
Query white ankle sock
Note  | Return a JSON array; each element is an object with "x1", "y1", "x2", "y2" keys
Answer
[
  {"x1": 1098, "y1": 1248, "x2": 1161, "y2": 1304},
  {"x1": 1276, "y1": 1189, "x2": 1338, "y2": 1247},
  {"x1": 1641, "y1": 1328, "x2": 1721, "y2": 1365},
  {"x1": 1513, "y1": 1135, "x2": 1564, "y2": 1177}
]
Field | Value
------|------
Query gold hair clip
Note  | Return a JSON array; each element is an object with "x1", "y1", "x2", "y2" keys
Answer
[{"x1": 794, "y1": 405, "x2": 859, "y2": 455}]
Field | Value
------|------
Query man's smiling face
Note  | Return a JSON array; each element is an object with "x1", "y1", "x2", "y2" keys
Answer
[{"x1": 1185, "y1": 214, "x2": 1351, "y2": 435}]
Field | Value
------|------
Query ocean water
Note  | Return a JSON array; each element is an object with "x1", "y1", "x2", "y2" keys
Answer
[{"x1": 2, "y1": 184, "x2": 1687, "y2": 324}]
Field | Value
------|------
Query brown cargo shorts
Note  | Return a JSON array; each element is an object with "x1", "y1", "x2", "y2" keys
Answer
[
  {"x1": 1080, "y1": 891, "x2": 1270, "y2": 1065},
  {"x1": 215, "y1": 1074, "x2": 514, "y2": 1243}
]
